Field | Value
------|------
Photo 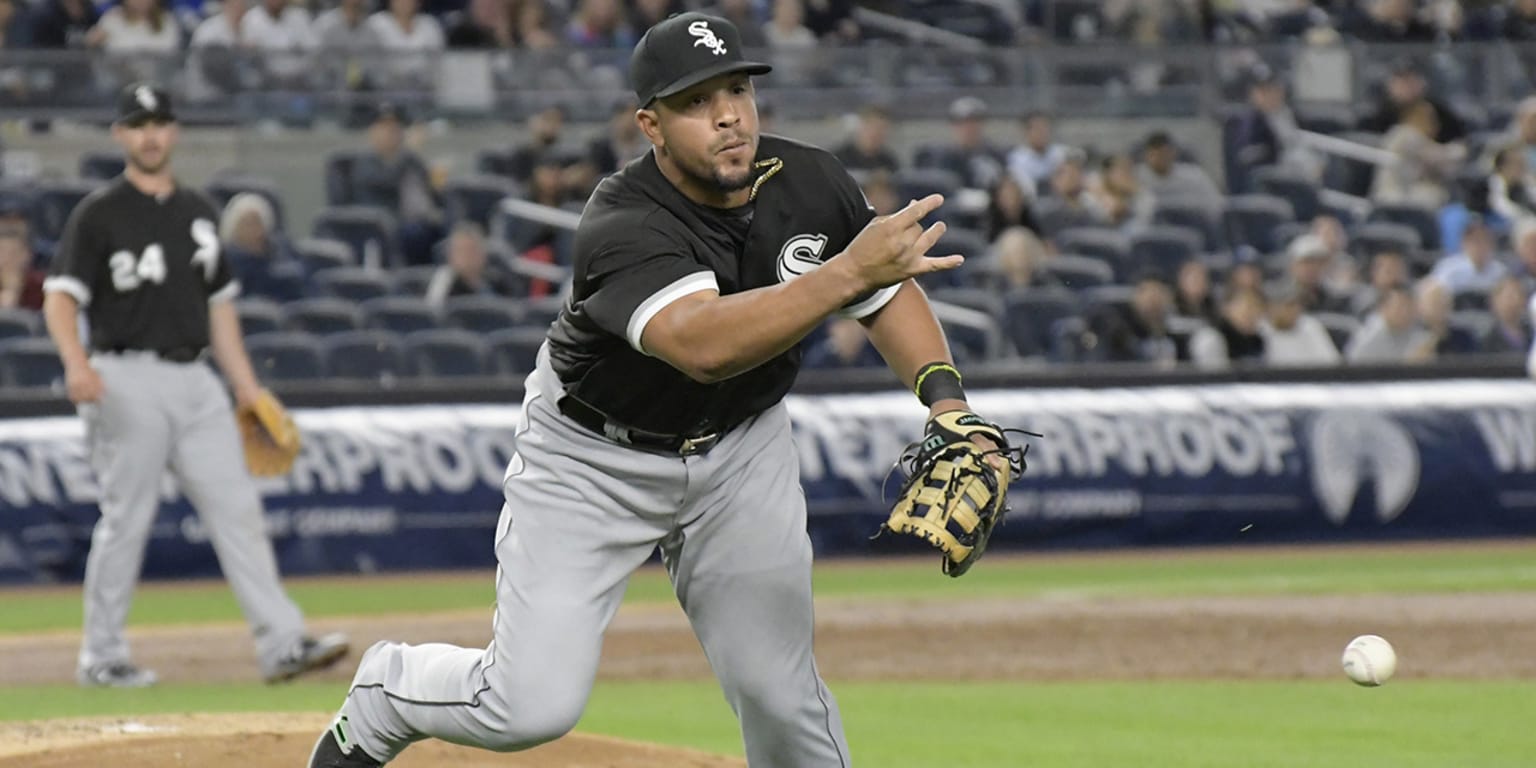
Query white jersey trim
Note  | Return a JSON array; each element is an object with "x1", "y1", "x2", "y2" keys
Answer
[
  {"x1": 838, "y1": 284, "x2": 899, "y2": 320},
  {"x1": 626, "y1": 271, "x2": 719, "y2": 354},
  {"x1": 42, "y1": 275, "x2": 91, "y2": 306},
  {"x1": 208, "y1": 280, "x2": 242, "y2": 303}
]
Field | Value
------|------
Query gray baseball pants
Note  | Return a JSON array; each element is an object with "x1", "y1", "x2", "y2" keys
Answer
[
  {"x1": 78, "y1": 351, "x2": 306, "y2": 676},
  {"x1": 339, "y1": 353, "x2": 849, "y2": 766}
]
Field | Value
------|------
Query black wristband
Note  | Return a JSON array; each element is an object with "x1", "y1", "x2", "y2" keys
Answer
[{"x1": 914, "y1": 362, "x2": 966, "y2": 407}]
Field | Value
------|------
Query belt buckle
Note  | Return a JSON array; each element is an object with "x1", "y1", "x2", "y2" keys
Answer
[{"x1": 678, "y1": 432, "x2": 719, "y2": 457}]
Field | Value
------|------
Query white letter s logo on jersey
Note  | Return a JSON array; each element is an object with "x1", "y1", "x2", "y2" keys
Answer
[
  {"x1": 689, "y1": 20, "x2": 727, "y2": 56},
  {"x1": 189, "y1": 218, "x2": 220, "y2": 282},
  {"x1": 776, "y1": 234, "x2": 830, "y2": 283}
]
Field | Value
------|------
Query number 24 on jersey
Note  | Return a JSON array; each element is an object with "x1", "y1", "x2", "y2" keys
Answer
[{"x1": 108, "y1": 219, "x2": 220, "y2": 292}]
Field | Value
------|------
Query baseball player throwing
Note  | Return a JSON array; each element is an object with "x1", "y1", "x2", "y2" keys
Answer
[
  {"x1": 311, "y1": 13, "x2": 998, "y2": 766},
  {"x1": 42, "y1": 83, "x2": 348, "y2": 688}
]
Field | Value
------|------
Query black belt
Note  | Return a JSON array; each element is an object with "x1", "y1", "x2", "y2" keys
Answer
[
  {"x1": 556, "y1": 395, "x2": 725, "y2": 457},
  {"x1": 98, "y1": 345, "x2": 206, "y2": 364}
]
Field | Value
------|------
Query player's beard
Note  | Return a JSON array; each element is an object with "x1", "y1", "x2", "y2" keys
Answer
[
  {"x1": 665, "y1": 144, "x2": 755, "y2": 197},
  {"x1": 127, "y1": 145, "x2": 169, "y2": 176}
]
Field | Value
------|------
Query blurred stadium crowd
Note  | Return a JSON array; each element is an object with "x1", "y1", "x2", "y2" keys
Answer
[{"x1": 1, "y1": 0, "x2": 1536, "y2": 388}]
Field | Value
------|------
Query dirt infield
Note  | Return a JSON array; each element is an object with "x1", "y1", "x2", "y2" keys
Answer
[{"x1": 5, "y1": 545, "x2": 1536, "y2": 765}]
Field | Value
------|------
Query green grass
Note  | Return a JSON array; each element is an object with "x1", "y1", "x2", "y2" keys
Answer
[
  {"x1": 3, "y1": 679, "x2": 1531, "y2": 768},
  {"x1": 5, "y1": 543, "x2": 1536, "y2": 634}
]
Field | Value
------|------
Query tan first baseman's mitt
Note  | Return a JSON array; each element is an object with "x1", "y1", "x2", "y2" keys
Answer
[
  {"x1": 236, "y1": 389, "x2": 301, "y2": 477},
  {"x1": 880, "y1": 411, "x2": 1031, "y2": 577}
]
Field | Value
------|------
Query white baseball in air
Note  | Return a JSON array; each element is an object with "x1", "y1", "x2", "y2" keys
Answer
[{"x1": 1341, "y1": 634, "x2": 1397, "y2": 687}]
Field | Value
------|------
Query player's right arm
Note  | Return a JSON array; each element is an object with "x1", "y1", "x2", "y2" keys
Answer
[
  {"x1": 42, "y1": 198, "x2": 105, "y2": 404},
  {"x1": 642, "y1": 194, "x2": 961, "y2": 383}
]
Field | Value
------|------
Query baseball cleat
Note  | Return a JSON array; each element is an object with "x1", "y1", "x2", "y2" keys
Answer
[
  {"x1": 77, "y1": 661, "x2": 158, "y2": 688},
  {"x1": 265, "y1": 632, "x2": 351, "y2": 684},
  {"x1": 307, "y1": 714, "x2": 383, "y2": 767}
]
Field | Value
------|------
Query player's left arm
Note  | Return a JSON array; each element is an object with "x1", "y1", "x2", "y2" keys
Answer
[
  {"x1": 859, "y1": 283, "x2": 968, "y2": 420},
  {"x1": 208, "y1": 300, "x2": 263, "y2": 409}
]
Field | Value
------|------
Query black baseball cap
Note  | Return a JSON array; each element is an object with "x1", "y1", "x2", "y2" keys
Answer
[
  {"x1": 117, "y1": 82, "x2": 175, "y2": 126},
  {"x1": 629, "y1": 12, "x2": 771, "y2": 107}
]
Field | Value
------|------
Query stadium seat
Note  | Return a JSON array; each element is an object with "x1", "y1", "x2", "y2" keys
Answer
[
  {"x1": 1251, "y1": 166, "x2": 1321, "y2": 221},
  {"x1": 78, "y1": 151, "x2": 125, "y2": 181},
  {"x1": 445, "y1": 295, "x2": 521, "y2": 334},
  {"x1": 323, "y1": 150, "x2": 368, "y2": 206},
  {"x1": 1129, "y1": 226, "x2": 1203, "y2": 281},
  {"x1": 1153, "y1": 199, "x2": 1224, "y2": 251},
  {"x1": 933, "y1": 303, "x2": 1003, "y2": 362},
  {"x1": 1312, "y1": 313, "x2": 1359, "y2": 353},
  {"x1": 361, "y1": 296, "x2": 441, "y2": 334},
  {"x1": 1055, "y1": 227, "x2": 1130, "y2": 281},
  {"x1": 1450, "y1": 309, "x2": 1494, "y2": 340},
  {"x1": 0, "y1": 308, "x2": 39, "y2": 340},
  {"x1": 1222, "y1": 195, "x2": 1296, "y2": 254},
  {"x1": 1039, "y1": 254, "x2": 1116, "y2": 290},
  {"x1": 235, "y1": 298, "x2": 285, "y2": 336},
  {"x1": 404, "y1": 329, "x2": 488, "y2": 378},
  {"x1": 1002, "y1": 286, "x2": 1079, "y2": 358},
  {"x1": 487, "y1": 327, "x2": 549, "y2": 375},
  {"x1": 1368, "y1": 203, "x2": 1441, "y2": 252},
  {"x1": 283, "y1": 298, "x2": 363, "y2": 336},
  {"x1": 245, "y1": 332, "x2": 326, "y2": 381},
  {"x1": 0, "y1": 337, "x2": 62, "y2": 389},
  {"x1": 206, "y1": 174, "x2": 287, "y2": 233},
  {"x1": 1048, "y1": 315, "x2": 1091, "y2": 363},
  {"x1": 1269, "y1": 221, "x2": 1312, "y2": 255},
  {"x1": 1350, "y1": 221, "x2": 1421, "y2": 260},
  {"x1": 925, "y1": 287, "x2": 1005, "y2": 322},
  {"x1": 515, "y1": 296, "x2": 565, "y2": 329},
  {"x1": 393, "y1": 265, "x2": 441, "y2": 298},
  {"x1": 1032, "y1": 198, "x2": 1102, "y2": 240},
  {"x1": 919, "y1": 226, "x2": 990, "y2": 290},
  {"x1": 442, "y1": 175, "x2": 521, "y2": 229},
  {"x1": 323, "y1": 330, "x2": 410, "y2": 383},
  {"x1": 892, "y1": 168, "x2": 962, "y2": 202},
  {"x1": 293, "y1": 237, "x2": 356, "y2": 275},
  {"x1": 312, "y1": 266, "x2": 394, "y2": 303},
  {"x1": 31, "y1": 179, "x2": 102, "y2": 244},
  {"x1": 311, "y1": 206, "x2": 403, "y2": 269},
  {"x1": 1081, "y1": 284, "x2": 1137, "y2": 316}
]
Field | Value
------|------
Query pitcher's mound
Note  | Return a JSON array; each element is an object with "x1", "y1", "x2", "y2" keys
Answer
[{"x1": 0, "y1": 713, "x2": 745, "y2": 767}]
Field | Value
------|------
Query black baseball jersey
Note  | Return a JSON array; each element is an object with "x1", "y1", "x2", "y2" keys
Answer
[
  {"x1": 46, "y1": 179, "x2": 235, "y2": 352},
  {"x1": 546, "y1": 134, "x2": 898, "y2": 436}
]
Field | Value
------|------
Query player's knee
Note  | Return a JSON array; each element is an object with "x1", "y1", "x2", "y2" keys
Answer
[
  {"x1": 731, "y1": 675, "x2": 808, "y2": 728},
  {"x1": 477, "y1": 690, "x2": 585, "y2": 751}
]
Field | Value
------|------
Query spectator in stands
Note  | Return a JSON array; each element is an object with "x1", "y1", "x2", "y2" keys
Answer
[
  {"x1": 1488, "y1": 145, "x2": 1536, "y2": 222},
  {"x1": 220, "y1": 192, "x2": 303, "y2": 301},
  {"x1": 765, "y1": 0, "x2": 816, "y2": 48},
  {"x1": 1413, "y1": 276, "x2": 1478, "y2": 358},
  {"x1": 242, "y1": 0, "x2": 317, "y2": 86},
  {"x1": 860, "y1": 170, "x2": 901, "y2": 217},
  {"x1": 587, "y1": 97, "x2": 645, "y2": 177},
  {"x1": 1351, "y1": 248, "x2": 1410, "y2": 316},
  {"x1": 1508, "y1": 97, "x2": 1536, "y2": 172},
  {"x1": 1371, "y1": 100, "x2": 1463, "y2": 208},
  {"x1": 187, "y1": 0, "x2": 251, "y2": 97},
  {"x1": 707, "y1": 0, "x2": 768, "y2": 48},
  {"x1": 1090, "y1": 272, "x2": 1184, "y2": 366},
  {"x1": 1047, "y1": 151, "x2": 1104, "y2": 218},
  {"x1": 834, "y1": 105, "x2": 900, "y2": 175},
  {"x1": 1482, "y1": 275, "x2": 1534, "y2": 354},
  {"x1": 1189, "y1": 287, "x2": 1266, "y2": 370},
  {"x1": 1506, "y1": 0, "x2": 1536, "y2": 39},
  {"x1": 1513, "y1": 216, "x2": 1536, "y2": 291},
  {"x1": 315, "y1": 0, "x2": 382, "y2": 87},
  {"x1": 802, "y1": 317, "x2": 883, "y2": 369},
  {"x1": 512, "y1": 0, "x2": 559, "y2": 49},
  {"x1": 424, "y1": 222, "x2": 521, "y2": 307},
  {"x1": 1261, "y1": 280, "x2": 1342, "y2": 367},
  {"x1": 1136, "y1": 130, "x2": 1223, "y2": 210},
  {"x1": 629, "y1": 0, "x2": 684, "y2": 37},
  {"x1": 993, "y1": 226, "x2": 1050, "y2": 289},
  {"x1": 1431, "y1": 215, "x2": 1509, "y2": 298},
  {"x1": 1346, "y1": 284, "x2": 1429, "y2": 363},
  {"x1": 565, "y1": 0, "x2": 634, "y2": 48},
  {"x1": 1229, "y1": 65, "x2": 1319, "y2": 192},
  {"x1": 1349, "y1": 0, "x2": 1436, "y2": 42},
  {"x1": 29, "y1": 0, "x2": 100, "y2": 49},
  {"x1": 1088, "y1": 152, "x2": 1153, "y2": 233},
  {"x1": 369, "y1": 0, "x2": 446, "y2": 86},
  {"x1": 488, "y1": 105, "x2": 566, "y2": 184},
  {"x1": 447, "y1": 0, "x2": 515, "y2": 47},
  {"x1": 1287, "y1": 233, "x2": 1353, "y2": 313},
  {"x1": 933, "y1": 97, "x2": 1007, "y2": 191},
  {"x1": 190, "y1": 0, "x2": 247, "y2": 49},
  {"x1": 1173, "y1": 258, "x2": 1218, "y2": 323},
  {"x1": 94, "y1": 0, "x2": 180, "y2": 69},
  {"x1": 985, "y1": 174, "x2": 1039, "y2": 242},
  {"x1": 802, "y1": 0, "x2": 859, "y2": 42},
  {"x1": 1007, "y1": 112, "x2": 1068, "y2": 194},
  {"x1": 351, "y1": 102, "x2": 445, "y2": 266},
  {"x1": 1225, "y1": 254, "x2": 1265, "y2": 297},
  {"x1": 1357, "y1": 59, "x2": 1467, "y2": 144},
  {"x1": 0, "y1": 228, "x2": 42, "y2": 311}
]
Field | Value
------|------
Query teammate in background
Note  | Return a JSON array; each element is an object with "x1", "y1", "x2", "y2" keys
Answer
[
  {"x1": 42, "y1": 83, "x2": 349, "y2": 689},
  {"x1": 310, "y1": 12, "x2": 995, "y2": 767}
]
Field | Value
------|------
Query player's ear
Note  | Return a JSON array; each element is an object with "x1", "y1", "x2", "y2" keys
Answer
[{"x1": 636, "y1": 107, "x2": 663, "y2": 150}]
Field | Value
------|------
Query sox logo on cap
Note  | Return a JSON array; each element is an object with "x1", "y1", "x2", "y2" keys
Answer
[{"x1": 689, "y1": 20, "x2": 727, "y2": 55}]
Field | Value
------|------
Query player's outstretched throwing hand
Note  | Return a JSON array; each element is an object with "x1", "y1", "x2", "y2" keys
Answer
[{"x1": 833, "y1": 194, "x2": 963, "y2": 291}]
